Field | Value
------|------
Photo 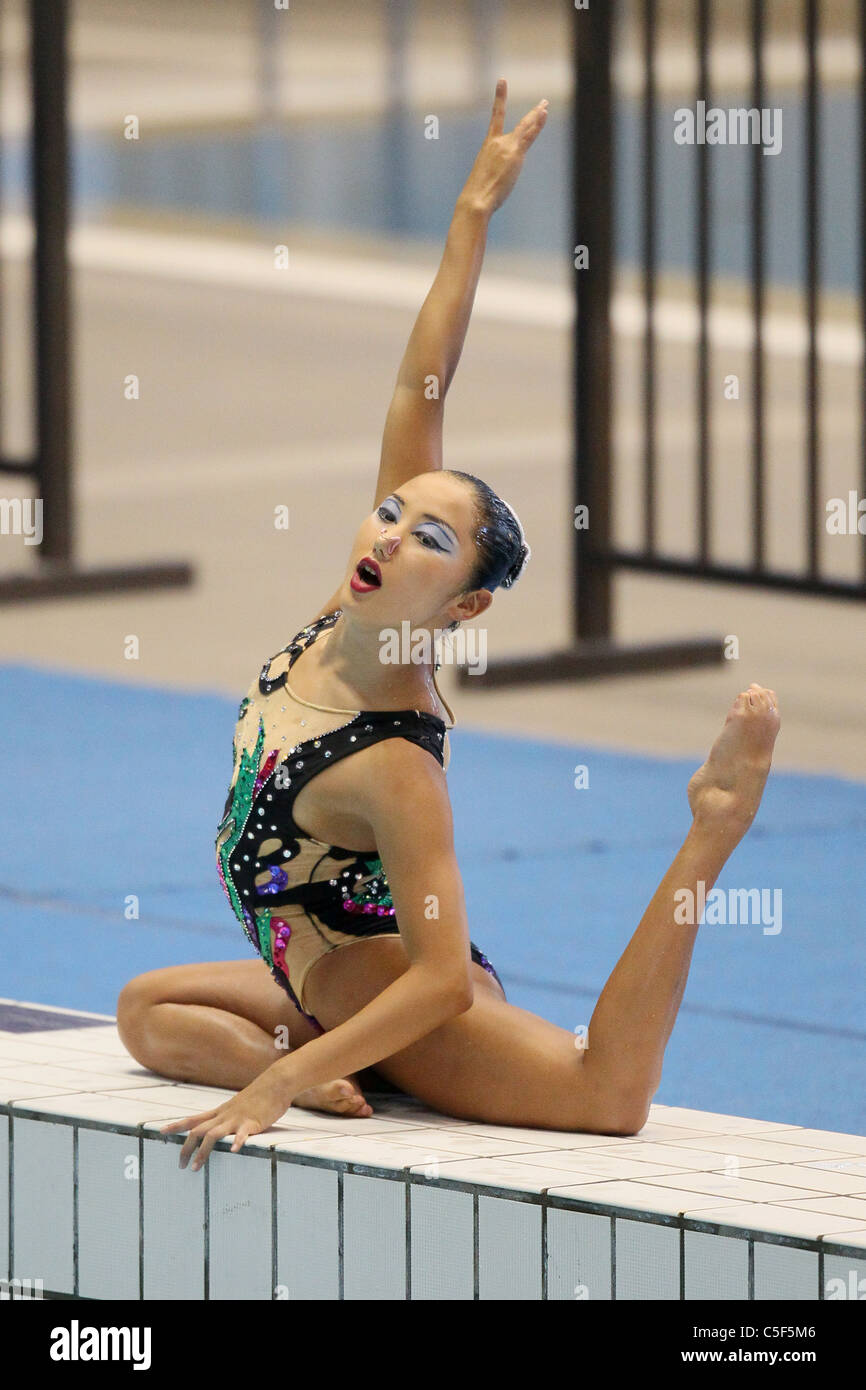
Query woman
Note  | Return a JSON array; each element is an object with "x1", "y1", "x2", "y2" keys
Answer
[{"x1": 117, "y1": 80, "x2": 780, "y2": 1171}]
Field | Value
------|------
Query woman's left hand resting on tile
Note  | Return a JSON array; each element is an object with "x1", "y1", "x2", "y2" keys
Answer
[{"x1": 158, "y1": 1068, "x2": 294, "y2": 1170}]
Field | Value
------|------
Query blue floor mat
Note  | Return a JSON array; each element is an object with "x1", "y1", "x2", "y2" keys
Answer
[{"x1": 2, "y1": 661, "x2": 863, "y2": 1133}]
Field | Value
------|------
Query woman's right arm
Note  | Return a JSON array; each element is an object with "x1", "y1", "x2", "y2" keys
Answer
[
  {"x1": 264, "y1": 739, "x2": 477, "y2": 1095},
  {"x1": 372, "y1": 79, "x2": 549, "y2": 513}
]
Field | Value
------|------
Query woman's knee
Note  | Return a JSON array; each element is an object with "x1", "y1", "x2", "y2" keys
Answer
[{"x1": 116, "y1": 970, "x2": 170, "y2": 1050}]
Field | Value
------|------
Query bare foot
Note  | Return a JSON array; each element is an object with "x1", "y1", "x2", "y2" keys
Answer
[
  {"x1": 292, "y1": 1073, "x2": 373, "y2": 1118},
  {"x1": 687, "y1": 683, "x2": 780, "y2": 837}
]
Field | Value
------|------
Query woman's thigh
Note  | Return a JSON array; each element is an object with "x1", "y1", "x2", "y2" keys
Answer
[
  {"x1": 304, "y1": 936, "x2": 608, "y2": 1131},
  {"x1": 117, "y1": 958, "x2": 305, "y2": 1044}
]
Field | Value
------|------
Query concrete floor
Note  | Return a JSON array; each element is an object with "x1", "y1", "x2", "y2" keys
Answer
[{"x1": 1, "y1": 212, "x2": 864, "y2": 781}]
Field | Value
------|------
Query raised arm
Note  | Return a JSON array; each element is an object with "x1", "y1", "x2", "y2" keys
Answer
[{"x1": 373, "y1": 78, "x2": 549, "y2": 510}]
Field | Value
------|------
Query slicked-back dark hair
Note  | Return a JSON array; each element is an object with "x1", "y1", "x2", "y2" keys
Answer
[{"x1": 444, "y1": 470, "x2": 530, "y2": 595}]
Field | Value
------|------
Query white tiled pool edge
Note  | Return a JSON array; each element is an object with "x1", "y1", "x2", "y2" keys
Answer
[{"x1": 3, "y1": 1102, "x2": 866, "y2": 1301}]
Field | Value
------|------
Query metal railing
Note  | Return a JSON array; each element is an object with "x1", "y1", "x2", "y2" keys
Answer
[
  {"x1": 462, "y1": 0, "x2": 866, "y2": 690},
  {"x1": 0, "y1": 0, "x2": 192, "y2": 604}
]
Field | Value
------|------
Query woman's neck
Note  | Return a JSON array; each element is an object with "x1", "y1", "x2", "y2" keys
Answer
[{"x1": 317, "y1": 610, "x2": 443, "y2": 717}]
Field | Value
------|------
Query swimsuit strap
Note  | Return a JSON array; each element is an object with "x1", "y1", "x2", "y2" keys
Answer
[{"x1": 283, "y1": 609, "x2": 457, "y2": 731}]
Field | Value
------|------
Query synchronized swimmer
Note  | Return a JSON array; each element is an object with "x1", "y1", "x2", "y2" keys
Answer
[{"x1": 116, "y1": 80, "x2": 780, "y2": 1172}]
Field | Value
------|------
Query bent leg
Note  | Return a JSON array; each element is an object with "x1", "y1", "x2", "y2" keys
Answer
[
  {"x1": 117, "y1": 959, "x2": 314, "y2": 1087},
  {"x1": 116, "y1": 958, "x2": 376, "y2": 1115}
]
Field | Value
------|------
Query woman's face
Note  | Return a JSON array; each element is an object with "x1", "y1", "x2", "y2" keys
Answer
[{"x1": 341, "y1": 472, "x2": 490, "y2": 631}]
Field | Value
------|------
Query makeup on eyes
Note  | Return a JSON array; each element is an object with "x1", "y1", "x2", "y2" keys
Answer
[{"x1": 378, "y1": 497, "x2": 456, "y2": 552}]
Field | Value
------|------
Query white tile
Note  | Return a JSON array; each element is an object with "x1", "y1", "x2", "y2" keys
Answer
[
  {"x1": 20, "y1": 1027, "x2": 131, "y2": 1056},
  {"x1": 820, "y1": 1227, "x2": 866, "y2": 1251},
  {"x1": 77, "y1": 1129, "x2": 141, "y2": 1300},
  {"x1": 740, "y1": 1164, "x2": 866, "y2": 1196},
  {"x1": 0, "y1": 1115, "x2": 8, "y2": 1281},
  {"x1": 384, "y1": 1129, "x2": 573, "y2": 1159},
  {"x1": 635, "y1": 1170, "x2": 821, "y2": 1203},
  {"x1": 275, "y1": 1163, "x2": 339, "y2": 1299},
  {"x1": 280, "y1": 1106, "x2": 433, "y2": 1139},
  {"x1": 142, "y1": 1137, "x2": 205, "y2": 1298},
  {"x1": 684, "y1": 1230, "x2": 749, "y2": 1300},
  {"x1": 754, "y1": 1242, "x2": 819, "y2": 1299},
  {"x1": 408, "y1": 1158, "x2": 617, "y2": 1195},
  {"x1": 758, "y1": 1128, "x2": 866, "y2": 1157},
  {"x1": 272, "y1": 1134, "x2": 479, "y2": 1172},
  {"x1": 208, "y1": 1150, "x2": 273, "y2": 1300},
  {"x1": 680, "y1": 1202, "x2": 866, "y2": 1240},
  {"x1": 648, "y1": 1104, "x2": 801, "y2": 1135},
  {"x1": 344, "y1": 1173, "x2": 406, "y2": 1299},
  {"x1": 238, "y1": 1124, "x2": 352, "y2": 1150},
  {"x1": 52, "y1": 1057, "x2": 167, "y2": 1081},
  {"x1": 616, "y1": 1218, "x2": 679, "y2": 1299},
  {"x1": 0, "y1": 1064, "x2": 167, "y2": 1092},
  {"x1": 0, "y1": 1078, "x2": 92, "y2": 1102},
  {"x1": 255, "y1": 1110, "x2": 429, "y2": 1138},
  {"x1": 548, "y1": 1180, "x2": 764, "y2": 1217},
  {"x1": 823, "y1": 1252, "x2": 866, "y2": 1295},
  {"x1": 586, "y1": 1141, "x2": 767, "y2": 1170},
  {"x1": 364, "y1": 1101, "x2": 474, "y2": 1128},
  {"x1": 0, "y1": 1040, "x2": 104, "y2": 1063},
  {"x1": 801, "y1": 1156, "x2": 866, "y2": 1178},
  {"x1": 458, "y1": 1123, "x2": 700, "y2": 1145},
  {"x1": 10, "y1": 1092, "x2": 194, "y2": 1124},
  {"x1": 607, "y1": 1122, "x2": 728, "y2": 1143},
  {"x1": 546, "y1": 1206, "x2": 612, "y2": 1300},
  {"x1": 478, "y1": 1194, "x2": 542, "y2": 1300},
  {"x1": 0, "y1": 1053, "x2": 159, "y2": 1081},
  {"x1": 12, "y1": 1118, "x2": 74, "y2": 1294},
  {"x1": 775, "y1": 1196, "x2": 866, "y2": 1222},
  {"x1": 105, "y1": 1084, "x2": 238, "y2": 1109},
  {"x1": 496, "y1": 1149, "x2": 698, "y2": 1181},
  {"x1": 667, "y1": 1135, "x2": 857, "y2": 1165},
  {"x1": 410, "y1": 1185, "x2": 474, "y2": 1300}
]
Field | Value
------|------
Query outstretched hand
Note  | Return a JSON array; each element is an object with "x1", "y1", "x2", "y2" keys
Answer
[
  {"x1": 157, "y1": 1067, "x2": 293, "y2": 1171},
  {"x1": 461, "y1": 78, "x2": 549, "y2": 216}
]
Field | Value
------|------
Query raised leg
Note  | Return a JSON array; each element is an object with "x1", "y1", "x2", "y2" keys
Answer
[
  {"x1": 579, "y1": 683, "x2": 780, "y2": 1121},
  {"x1": 300, "y1": 684, "x2": 781, "y2": 1133}
]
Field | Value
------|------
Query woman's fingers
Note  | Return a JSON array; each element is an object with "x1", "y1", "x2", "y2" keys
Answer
[
  {"x1": 159, "y1": 1107, "x2": 219, "y2": 1135},
  {"x1": 230, "y1": 1122, "x2": 254, "y2": 1154},
  {"x1": 179, "y1": 1123, "x2": 213, "y2": 1168},
  {"x1": 514, "y1": 99, "x2": 549, "y2": 149},
  {"x1": 487, "y1": 76, "x2": 507, "y2": 137}
]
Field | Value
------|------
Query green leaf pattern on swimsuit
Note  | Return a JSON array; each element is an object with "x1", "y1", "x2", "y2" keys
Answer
[
  {"x1": 215, "y1": 713, "x2": 266, "y2": 949},
  {"x1": 350, "y1": 856, "x2": 394, "y2": 909}
]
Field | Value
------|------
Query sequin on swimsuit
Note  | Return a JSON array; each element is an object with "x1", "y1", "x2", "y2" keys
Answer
[{"x1": 215, "y1": 612, "x2": 505, "y2": 1020}]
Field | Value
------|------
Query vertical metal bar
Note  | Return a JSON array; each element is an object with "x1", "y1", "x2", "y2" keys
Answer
[
  {"x1": 383, "y1": 0, "x2": 412, "y2": 234},
  {"x1": 860, "y1": 0, "x2": 866, "y2": 582},
  {"x1": 573, "y1": 0, "x2": 614, "y2": 641},
  {"x1": 643, "y1": 0, "x2": 657, "y2": 553},
  {"x1": 469, "y1": 0, "x2": 499, "y2": 107},
  {"x1": 254, "y1": 0, "x2": 283, "y2": 125},
  {"x1": 805, "y1": 0, "x2": 820, "y2": 579},
  {"x1": 0, "y1": 0, "x2": 4, "y2": 466},
  {"x1": 696, "y1": 0, "x2": 711, "y2": 565},
  {"x1": 30, "y1": 0, "x2": 71, "y2": 563},
  {"x1": 751, "y1": 0, "x2": 766, "y2": 570}
]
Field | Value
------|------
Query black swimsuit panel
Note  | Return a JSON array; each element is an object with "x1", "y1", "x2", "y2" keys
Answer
[{"x1": 215, "y1": 612, "x2": 504, "y2": 1026}]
